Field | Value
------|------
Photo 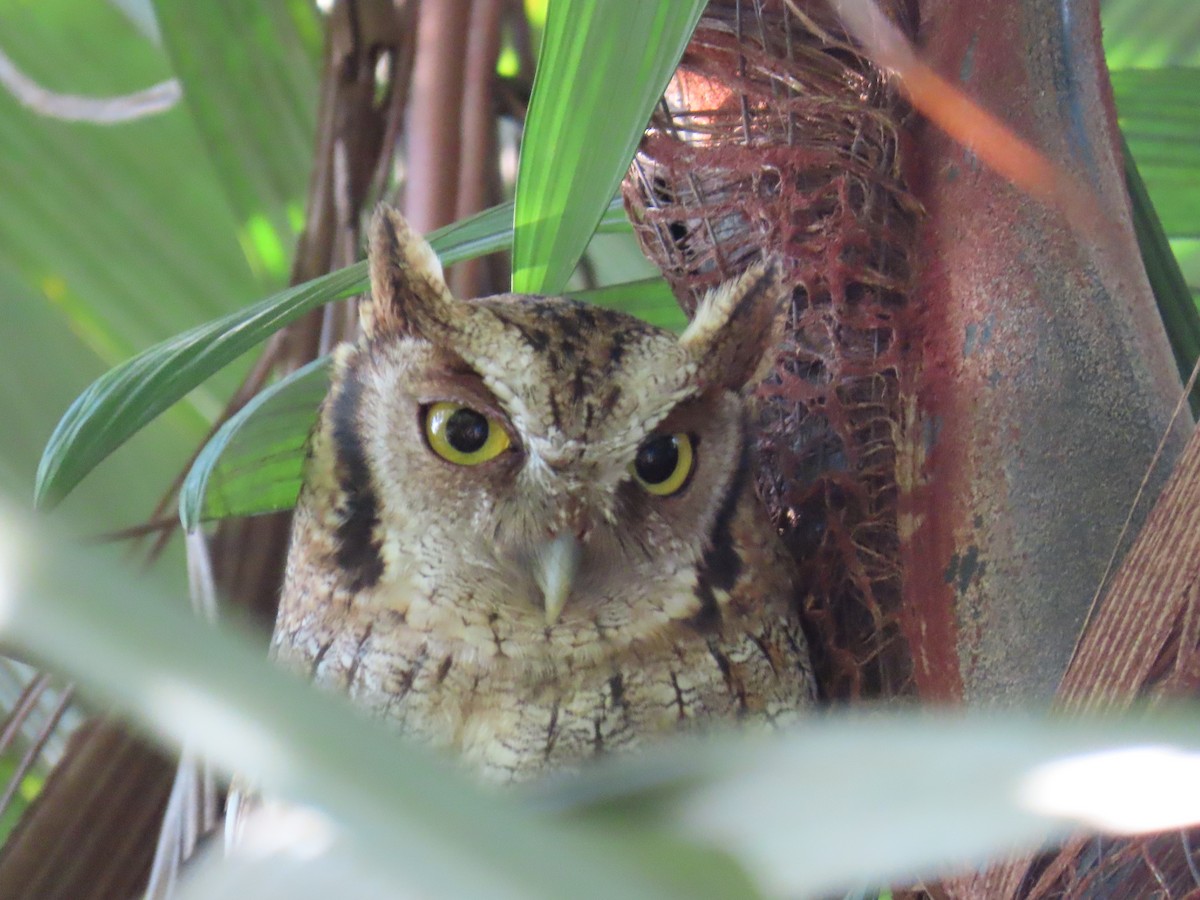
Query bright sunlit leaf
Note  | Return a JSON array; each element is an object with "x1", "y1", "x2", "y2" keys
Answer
[
  {"x1": 511, "y1": 0, "x2": 705, "y2": 293},
  {"x1": 1101, "y1": 0, "x2": 1200, "y2": 68},
  {"x1": 1017, "y1": 745, "x2": 1200, "y2": 833}
]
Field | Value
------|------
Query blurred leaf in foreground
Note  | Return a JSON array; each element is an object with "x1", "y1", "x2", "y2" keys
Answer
[{"x1": 2, "y1": 505, "x2": 1199, "y2": 898}]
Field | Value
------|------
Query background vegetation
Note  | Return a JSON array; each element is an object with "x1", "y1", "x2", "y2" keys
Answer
[{"x1": 0, "y1": 0, "x2": 1198, "y2": 896}]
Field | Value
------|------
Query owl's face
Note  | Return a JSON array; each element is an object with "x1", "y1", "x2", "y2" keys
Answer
[{"x1": 294, "y1": 206, "x2": 786, "y2": 673}]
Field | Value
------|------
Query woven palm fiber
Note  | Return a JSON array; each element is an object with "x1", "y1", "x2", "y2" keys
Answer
[{"x1": 623, "y1": 0, "x2": 921, "y2": 701}]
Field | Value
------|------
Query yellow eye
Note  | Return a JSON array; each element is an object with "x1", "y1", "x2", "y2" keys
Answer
[
  {"x1": 630, "y1": 433, "x2": 694, "y2": 496},
  {"x1": 424, "y1": 402, "x2": 511, "y2": 465}
]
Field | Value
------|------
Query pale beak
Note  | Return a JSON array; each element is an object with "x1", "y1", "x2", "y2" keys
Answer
[{"x1": 531, "y1": 532, "x2": 582, "y2": 626}]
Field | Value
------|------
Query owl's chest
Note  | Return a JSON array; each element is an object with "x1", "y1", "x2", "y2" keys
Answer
[
  {"x1": 275, "y1": 486, "x2": 815, "y2": 781},
  {"x1": 290, "y1": 600, "x2": 811, "y2": 782}
]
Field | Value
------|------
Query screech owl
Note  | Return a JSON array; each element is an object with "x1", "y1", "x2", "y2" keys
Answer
[{"x1": 271, "y1": 205, "x2": 815, "y2": 782}]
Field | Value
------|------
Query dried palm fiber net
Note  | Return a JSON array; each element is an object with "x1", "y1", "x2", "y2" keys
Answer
[{"x1": 623, "y1": 0, "x2": 920, "y2": 700}]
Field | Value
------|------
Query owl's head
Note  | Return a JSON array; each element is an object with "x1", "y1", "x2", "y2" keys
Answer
[{"x1": 303, "y1": 205, "x2": 788, "y2": 667}]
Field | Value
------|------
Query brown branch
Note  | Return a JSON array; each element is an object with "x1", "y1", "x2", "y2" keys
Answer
[
  {"x1": 451, "y1": 0, "x2": 504, "y2": 298},
  {"x1": 404, "y1": 0, "x2": 471, "y2": 234}
]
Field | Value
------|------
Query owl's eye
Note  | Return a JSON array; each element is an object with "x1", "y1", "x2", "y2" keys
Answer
[
  {"x1": 424, "y1": 402, "x2": 512, "y2": 465},
  {"x1": 631, "y1": 433, "x2": 695, "y2": 496}
]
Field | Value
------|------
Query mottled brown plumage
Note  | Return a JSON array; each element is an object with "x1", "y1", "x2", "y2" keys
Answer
[{"x1": 271, "y1": 205, "x2": 814, "y2": 782}]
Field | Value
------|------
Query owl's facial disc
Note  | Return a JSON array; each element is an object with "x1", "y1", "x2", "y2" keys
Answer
[{"x1": 344, "y1": 286, "x2": 754, "y2": 633}]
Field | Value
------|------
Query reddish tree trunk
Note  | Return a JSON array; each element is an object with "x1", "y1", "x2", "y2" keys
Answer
[
  {"x1": 905, "y1": 0, "x2": 1187, "y2": 705},
  {"x1": 627, "y1": 0, "x2": 1194, "y2": 895}
]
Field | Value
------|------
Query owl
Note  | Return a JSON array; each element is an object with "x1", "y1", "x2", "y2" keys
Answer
[{"x1": 271, "y1": 205, "x2": 815, "y2": 782}]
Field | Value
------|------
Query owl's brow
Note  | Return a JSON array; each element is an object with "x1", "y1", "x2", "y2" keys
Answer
[
  {"x1": 576, "y1": 385, "x2": 699, "y2": 465},
  {"x1": 412, "y1": 372, "x2": 511, "y2": 422}
]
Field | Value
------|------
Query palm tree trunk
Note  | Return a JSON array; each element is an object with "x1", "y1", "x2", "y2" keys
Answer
[{"x1": 625, "y1": 0, "x2": 1194, "y2": 896}]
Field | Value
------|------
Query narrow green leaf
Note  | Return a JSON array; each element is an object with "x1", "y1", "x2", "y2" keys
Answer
[
  {"x1": 179, "y1": 357, "x2": 330, "y2": 530},
  {"x1": 35, "y1": 201, "x2": 540, "y2": 510},
  {"x1": 1111, "y1": 67, "x2": 1200, "y2": 239},
  {"x1": 178, "y1": 828, "x2": 756, "y2": 900},
  {"x1": 180, "y1": 277, "x2": 685, "y2": 525},
  {"x1": 575, "y1": 276, "x2": 686, "y2": 332},
  {"x1": 598, "y1": 196, "x2": 635, "y2": 233},
  {"x1": 511, "y1": 0, "x2": 705, "y2": 293},
  {"x1": 1122, "y1": 133, "x2": 1200, "y2": 402},
  {"x1": 151, "y1": 0, "x2": 321, "y2": 284},
  {"x1": 435, "y1": 196, "x2": 631, "y2": 260},
  {"x1": 35, "y1": 264, "x2": 366, "y2": 511}
]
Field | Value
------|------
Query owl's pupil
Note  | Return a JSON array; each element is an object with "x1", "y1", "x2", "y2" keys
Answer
[
  {"x1": 635, "y1": 435, "x2": 679, "y2": 484},
  {"x1": 446, "y1": 408, "x2": 490, "y2": 453}
]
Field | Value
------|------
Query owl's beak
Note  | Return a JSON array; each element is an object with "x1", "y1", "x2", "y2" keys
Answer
[{"x1": 531, "y1": 532, "x2": 582, "y2": 626}]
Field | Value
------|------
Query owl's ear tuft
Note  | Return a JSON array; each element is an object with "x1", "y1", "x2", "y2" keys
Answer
[
  {"x1": 679, "y1": 259, "x2": 788, "y2": 392},
  {"x1": 362, "y1": 204, "x2": 454, "y2": 340}
]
